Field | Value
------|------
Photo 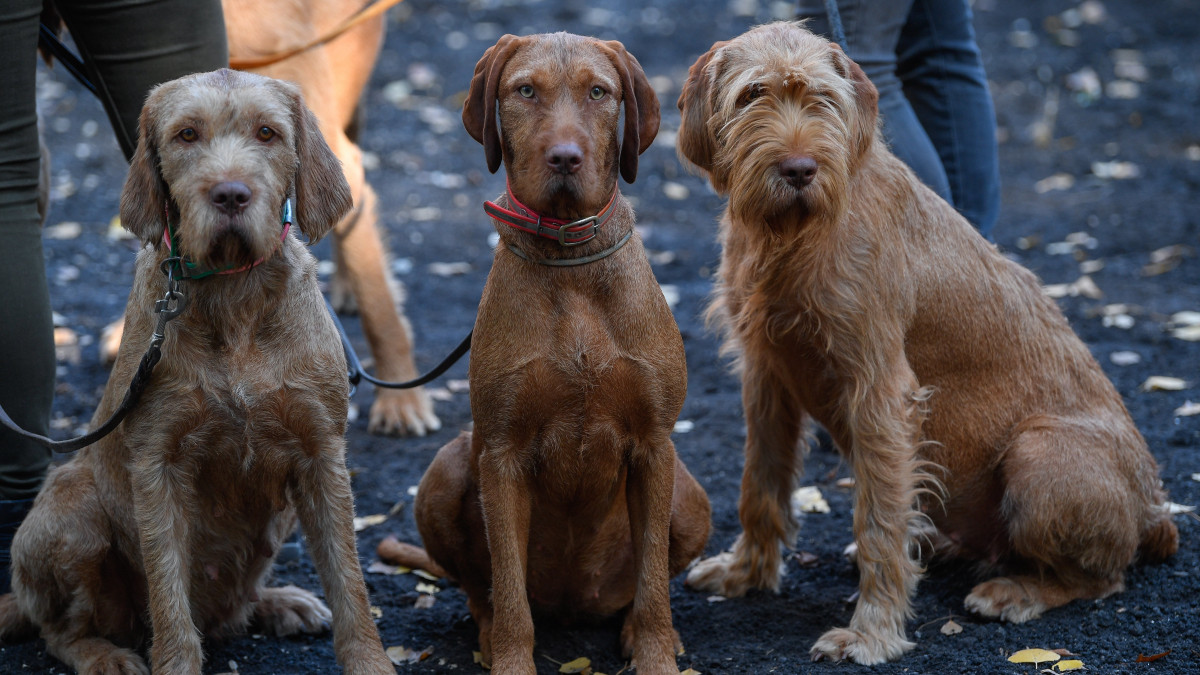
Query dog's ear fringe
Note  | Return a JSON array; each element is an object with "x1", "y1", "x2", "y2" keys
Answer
[
  {"x1": 119, "y1": 92, "x2": 169, "y2": 246},
  {"x1": 289, "y1": 85, "x2": 352, "y2": 244},
  {"x1": 462, "y1": 35, "x2": 525, "y2": 174},
  {"x1": 598, "y1": 40, "x2": 660, "y2": 184},
  {"x1": 828, "y1": 42, "x2": 879, "y2": 158},
  {"x1": 677, "y1": 40, "x2": 728, "y2": 178}
]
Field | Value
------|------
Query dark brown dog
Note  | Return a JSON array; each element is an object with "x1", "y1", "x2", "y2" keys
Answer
[
  {"x1": 0, "y1": 70, "x2": 392, "y2": 675},
  {"x1": 400, "y1": 33, "x2": 711, "y2": 674},
  {"x1": 676, "y1": 22, "x2": 1177, "y2": 665}
]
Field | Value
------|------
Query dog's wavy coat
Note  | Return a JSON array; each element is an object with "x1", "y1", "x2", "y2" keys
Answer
[
  {"x1": 0, "y1": 70, "x2": 391, "y2": 675},
  {"x1": 678, "y1": 22, "x2": 1177, "y2": 665}
]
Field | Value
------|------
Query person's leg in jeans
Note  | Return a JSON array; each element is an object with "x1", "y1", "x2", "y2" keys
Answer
[
  {"x1": 896, "y1": 0, "x2": 1000, "y2": 238},
  {"x1": 0, "y1": 0, "x2": 58, "y2": 593},
  {"x1": 0, "y1": 0, "x2": 226, "y2": 593},
  {"x1": 796, "y1": 0, "x2": 954, "y2": 204}
]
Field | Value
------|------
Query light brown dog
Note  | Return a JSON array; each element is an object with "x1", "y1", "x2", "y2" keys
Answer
[
  {"x1": 676, "y1": 22, "x2": 1178, "y2": 665},
  {"x1": 401, "y1": 33, "x2": 711, "y2": 674},
  {"x1": 100, "y1": 0, "x2": 438, "y2": 436},
  {"x1": 0, "y1": 69, "x2": 392, "y2": 675}
]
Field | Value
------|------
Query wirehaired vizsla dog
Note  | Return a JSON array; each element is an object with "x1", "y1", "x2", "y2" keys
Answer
[
  {"x1": 96, "y1": 0, "x2": 439, "y2": 436},
  {"x1": 676, "y1": 22, "x2": 1178, "y2": 665},
  {"x1": 397, "y1": 33, "x2": 711, "y2": 674},
  {"x1": 0, "y1": 69, "x2": 392, "y2": 675}
]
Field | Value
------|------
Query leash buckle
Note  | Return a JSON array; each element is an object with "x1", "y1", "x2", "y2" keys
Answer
[{"x1": 556, "y1": 215, "x2": 598, "y2": 246}]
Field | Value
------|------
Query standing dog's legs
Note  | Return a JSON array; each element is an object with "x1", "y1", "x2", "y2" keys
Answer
[
  {"x1": 687, "y1": 361, "x2": 805, "y2": 596},
  {"x1": 478, "y1": 437, "x2": 535, "y2": 674},
  {"x1": 292, "y1": 438, "x2": 393, "y2": 674}
]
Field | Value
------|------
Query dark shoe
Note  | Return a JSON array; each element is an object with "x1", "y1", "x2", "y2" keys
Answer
[{"x1": 0, "y1": 499, "x2": 35, "y2": 595}]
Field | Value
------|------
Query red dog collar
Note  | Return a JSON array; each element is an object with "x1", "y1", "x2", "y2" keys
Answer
[{"x1": 484, "y1": 180, "x2": 617, "y2": 247}]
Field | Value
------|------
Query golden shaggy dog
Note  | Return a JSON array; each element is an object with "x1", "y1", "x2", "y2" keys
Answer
[
  {"x1": 677, "y1": 22, "x2": 1177, "y2": 665},
  {"x1": 0, "y1": 69, "x2": 392, "y2": 675}
]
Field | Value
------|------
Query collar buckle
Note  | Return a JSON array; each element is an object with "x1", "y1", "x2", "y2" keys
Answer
[{"x1": 554, "y1": 215, "x2": 599, "y2": 246}]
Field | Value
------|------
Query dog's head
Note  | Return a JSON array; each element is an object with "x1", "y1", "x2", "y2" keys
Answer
[
  {"x1": 120, "y1": 69, "x2": 351, "y2": 269},
  {"x1": 677, "y1": 22, "x2": 879, "y2": 225},
  {"x1": 462, "y1": 33, "x2": 659, "y2": 216}
]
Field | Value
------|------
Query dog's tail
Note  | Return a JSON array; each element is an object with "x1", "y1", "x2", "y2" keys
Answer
[
  {"x1": 0, "y1": 593, "x2": 36, "y2": 643},
  {"x1": 1138, "y1": 511, "x2": 1179, "y2": 562},
  {"x1": 376, "y1": 536, "x2": 450, "y2": 579}
]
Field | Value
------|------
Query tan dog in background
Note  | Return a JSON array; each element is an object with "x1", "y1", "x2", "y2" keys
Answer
[
  {"x1": 399, "y1": 33, "x2": 711, "y2": 674},
  {"x1": 0, "y1": 70, "x2": 392, "y2": 675},
  {"x1": 677, "y1": 22, "x2": 1177, "y2": 664}
]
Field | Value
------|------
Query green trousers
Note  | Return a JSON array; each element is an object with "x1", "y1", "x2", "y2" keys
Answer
[{"x1": 0, "y1": 0, "x2": 227, "y2": 500}]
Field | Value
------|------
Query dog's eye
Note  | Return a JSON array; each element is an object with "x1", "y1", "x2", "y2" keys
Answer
[
  {"x1": 737, "y1": 84, "x2": 765, "y2": 107},
  {"x1": 589, "y1": 86, "x2": 606, "y2": 100},
  {"x1": 518, "y1": 85, "x2": 535, "y2": 98},
  {"x1": 178, "y1": 128, "x2": 198, "y2": 143},
  {"x1": 256, "y1": 126, "x2": 276, "y2": 142}
]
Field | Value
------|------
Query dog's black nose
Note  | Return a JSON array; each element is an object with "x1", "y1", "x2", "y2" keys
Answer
[
  {"x1": 210, "y1": 181, "x2": 252, "y2": 214},
  {"x1": 779, "y1": 155, "x2": 818, "y2": 188},
  {"x1": 546, "y1": 143, "x2": 584, "y2": 175}
]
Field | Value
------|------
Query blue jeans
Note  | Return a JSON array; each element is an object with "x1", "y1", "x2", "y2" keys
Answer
[{"x1": 797, "y1": 0, "x2": 1000, "y2": 238}]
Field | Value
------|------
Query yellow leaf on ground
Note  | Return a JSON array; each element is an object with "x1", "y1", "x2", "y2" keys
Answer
[
  {"x1": 558, "y1": 656, "x2": 591, "y2": 673},
  {"x1": 1174, "y1": 401, "x2": 1200, "y2": 417},
  {"x1": 791, "y1": 486, "x2": 830, "y2": 514},
  {"x1": 681, "y1": 670, "x2": 703, "y2": 675},
  {"x1": 1008, "y1": 648, "x2": 1061, "y2": 664},
  {"x1": 413, "y1": 568, "x2": 440, "y2": 581},
  {"x1": 415, "y1": 582, "x2": 440, "y2": 594},
  {"x1": 369, "y1": 605, "x2": 382, "y2": 619},
  {"x1": 1054, "y1": 660, "x2": 1085, "y2": 671},
  {"x1": 940, "y1": 619, "x2": 963, "y2": 635},
  {"x1": 386, "y1": 645, "x2": 434, "y2": 665}
]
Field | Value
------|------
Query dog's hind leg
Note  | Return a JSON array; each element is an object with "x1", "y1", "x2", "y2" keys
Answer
[
  {"x1": 965, "y1": 416, "x2": 1151, "y2": 622},
  {"x1": 253, "y1": 585, "x2": 333, "y2": 636},
  {"x1": 44, "y1": 635, "x2": 149, "y2": 675},
  {"x1": 687, "y1": 363, "x2": 805, "y2": 597}
]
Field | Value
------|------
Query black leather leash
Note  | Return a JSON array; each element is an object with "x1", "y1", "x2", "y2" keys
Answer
[
  {"x1": 325, "y1": 299, "x2": 472, "y2": 395},
  {"x1": 0, "y1": 262, "x2": 186, "y2": 453}
]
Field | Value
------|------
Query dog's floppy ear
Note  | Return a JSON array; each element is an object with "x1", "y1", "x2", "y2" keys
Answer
[
  {"x1": 287, "y1": 85, "x2": 352, "y2": 243},
  {"x1": 829, "y1": 42, "x2": 879, "y2": 157},
  {"x1": 599, "y1": 40, "x2": 660, "y2": 184},
  {"x1": 119, "y1": 91, "x2": 169, "y2": 245},
  {"x1": 462, "y1": 34, "x2": 527, "y2": 174},
  {"x1": 676, "y1": 40, "x2": 728, "y2": 175}
]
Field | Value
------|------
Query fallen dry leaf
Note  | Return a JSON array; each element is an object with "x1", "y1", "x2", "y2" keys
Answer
[
  {"x1": 1008, "y1": 648, "x2": 1061, "y2": 664},
  {"x1": 1136, "y1": 649, "x2": 1170, "y2": 663},
  {"x1": 940, "y1": 619, "x2": 963, "y2": 635},
  {"x1": 386, "y1": 645, "x2": 434, "y2": 665},
  {"x1": 366, "y1": 561, "x2": 411, "y2": 575},
  {"x1": 1050, "y1": 649, "x2": 1078, "y2": 657},
  {"x1": 428, "y1": 261, "x2": 471, "y2": 277},
  {"x1": 1109, "y1": 351, "x2": 1141, "y2": 366},
  {"x1": 353, "y1": 514, "x2": 388, "y2": 532},
  {"x1": 1192, "y1": 473, "x2": 1200, "y2": 483},
  {"x1": 662, "y1": 181, "x2": 690, "y2": 200},
  {"x1": 45, "y1": 221, "x2": 82, "y2": 240},
  {"x1": 414, "y1": 594, "x2": 436, "y2": 609},
  {"x1": 681, "y1": 670, "x2": 702, "y2": 675},
  {"x1": 1042, "y1": 276, "x2": 1102, "y2": 299},
  {"x1": 388, "y1": 499, "x2": 406, "y2": 517},
  {"x1": 413, "y1": 568, "x2": 440, "y2": 581},
  {"x1": 1171, "y1": 325, "x2": 1200, "y2": 342},
  {"x1": 558, "y1": 657, "x2": 592, "y2": 674},
  {"x1": 793, "y1": 551, "x2": 820, "y2": 567},
  {"x1": 1166, "y1": 502, "x2": 1196, "y2": 514},
  {"x1": 1170, "y1": 311, "x2": 1200, "y2": 326},
  {"x1": 673, "y1": 420, "x2": 695, "y2": 433},
  {"x1": 369, "y1": 605, "x2": 383, "y2": 619},
  {"x1": 1140, "y1": 376, "x2": 1188, "y2": 392},
  {"x1": 1054, "y1": 659, "x2": 1085, "y2": 671},
  {"x1": 1174, "y1": 401, "x2": 1200, "y2": 417},
  {"x1": 791, "y1": 486, "x2": 830, "y2": 514},
  {"x1": 415, "y1": 582, "x2": 440, "y2": 595},
  {"x1": 835, "y1": 476, "x2": 856, "y2": 489}
]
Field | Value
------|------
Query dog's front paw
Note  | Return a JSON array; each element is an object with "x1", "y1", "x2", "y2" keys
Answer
[
  {"x1": 965, "y1": 577, "x2": 1048, "y2": 623},
  {"x1": 685, "y1": 547, "x2": 782, "y2": 597},
  {"x1": 254, "y1": 585, "x2": 332, "y2": 636},
  {"x1": 83, "y1": 647, "x2": 149, "y2": 675},
  {"x1": 810, "y1": 626, "x2": 914, "y2": 665},
  {"x1": 368, "y1": 388, "x2": 440, "y2": 436}
]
